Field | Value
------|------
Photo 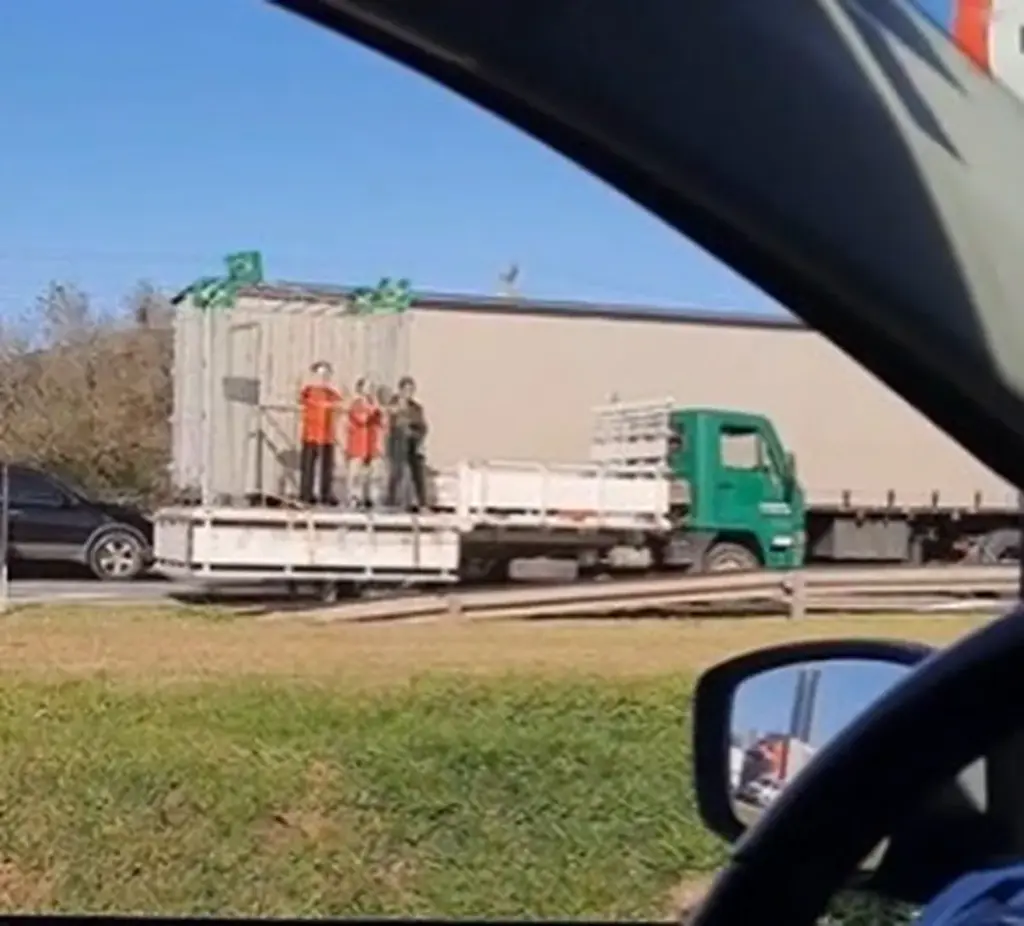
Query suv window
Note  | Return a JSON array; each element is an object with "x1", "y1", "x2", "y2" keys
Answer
[{"x1": 7, "y1": 471, "x2": 67, "y2": 509}]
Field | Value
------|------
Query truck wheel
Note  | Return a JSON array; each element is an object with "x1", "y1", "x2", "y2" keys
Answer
[
  {"x1": 976, "y1": 528, "x2": 1021, "y2": 564},
  {"x1": 88, "y1": 530, "x2": 146, "y2": 581},
  {"x1": 318, "y1": 581, "x2": 358, "y2": 604},
  {"x1": 704, "y1": 541, "x2": 760, "y2": 573}
]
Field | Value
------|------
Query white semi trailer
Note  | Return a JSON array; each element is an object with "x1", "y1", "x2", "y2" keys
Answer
[{"x1": 168, "y1": 285, "x2": 1024, "y2": 576}]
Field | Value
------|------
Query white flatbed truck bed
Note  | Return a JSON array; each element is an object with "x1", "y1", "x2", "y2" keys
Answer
[{"x1": 155, "y1": 458, "x2": 676, "y2": 584}]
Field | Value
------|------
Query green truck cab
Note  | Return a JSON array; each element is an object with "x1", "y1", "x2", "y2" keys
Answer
[{"x1": 664, "y1": 408, "x2": 806, "y2": 572}]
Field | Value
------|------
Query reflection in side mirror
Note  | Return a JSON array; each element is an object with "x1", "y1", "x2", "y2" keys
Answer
[
  {"x1": 729, "y1": 659, "x2": 910, "y2": 831},
  {"x1": 695, "y1": 642, "x2": 1007, "y2": 903}
]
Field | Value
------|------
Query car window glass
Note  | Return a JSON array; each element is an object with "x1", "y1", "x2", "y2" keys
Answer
[
  {"x1": 720, "y1": 428, "x2": 761, "y2": 470},
  {"x1": 7, "y1": 472, "x2": 66, "y2": 508},
  {"x1": 48, "y1": 473, "x2": 86, "y2": 500}
]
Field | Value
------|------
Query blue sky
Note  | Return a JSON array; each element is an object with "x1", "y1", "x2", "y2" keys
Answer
[
  {"x1": 0, "y1": 0, "x2": 956, "y2": 320},
  {"x1": 733, "y1": 659, "x2": 912, "y2": 750}
]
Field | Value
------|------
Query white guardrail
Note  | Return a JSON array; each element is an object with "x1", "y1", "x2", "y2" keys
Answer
[{"x1": 296, "y1": 564, "x2": 1021, "y2": 624}]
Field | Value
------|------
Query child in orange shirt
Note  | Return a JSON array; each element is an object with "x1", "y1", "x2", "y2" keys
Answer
[
  {"x1": 345, "y1": 378, "x2": 385, "y2": 508},
  {"x1": 298, "y1": 361, "x2": 343, "y2": 505}
]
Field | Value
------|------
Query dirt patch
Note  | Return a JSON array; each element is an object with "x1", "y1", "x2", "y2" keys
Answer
[
  {"x1": 0, "y1": 606, "x2": 989, "y2": 687},
  {"x1": 264, "y1": 809, "x2": 341, "y2": 845},
  {"x1": 0, "y1": 857, "x2": 55, "y2": 911},
  {"x1": 258, "y1": 760, "x2": 347, "y2": 852},
  {"x1": 668, "y1": 872, "x2": 717, "y2": 922}
]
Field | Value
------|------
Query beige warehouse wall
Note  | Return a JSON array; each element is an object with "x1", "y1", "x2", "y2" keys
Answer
[{"x1": 407, "y1": 306, "x2": 1014, "y2": 509}]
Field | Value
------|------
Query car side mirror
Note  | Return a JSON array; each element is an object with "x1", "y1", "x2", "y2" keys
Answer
[
  {"x1": 694, "y1": 641, "x2": 931, "y2": 851},
  {"x1": 692, "y1": 640, "x2": 1007, "y2": 904},
  {"x1": 784, "y1": 451, "x2": 797, "y2": 482}
]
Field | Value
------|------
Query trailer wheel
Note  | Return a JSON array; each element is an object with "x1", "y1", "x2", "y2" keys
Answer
[
  {"x1": 462, "y1": 557, "x2": 509, "y2": 585},
  {"x1": 704, "y1": 541, "x2": 760, "y2": 573}
]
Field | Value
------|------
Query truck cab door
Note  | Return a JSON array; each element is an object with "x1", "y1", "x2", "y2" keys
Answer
[
  {"x1": 716, "y1": 424, "x2": 799, "y2": 567},
  {"x1": 666, "y1": 422, "x2": 689, "y2": 507}
]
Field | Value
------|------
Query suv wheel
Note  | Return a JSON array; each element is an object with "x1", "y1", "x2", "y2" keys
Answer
[{"x1": 88, "y1": 530, "x2": 145, "y2": 581}]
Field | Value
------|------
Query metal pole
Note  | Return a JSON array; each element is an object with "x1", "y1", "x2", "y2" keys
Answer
[
  {"x1": 0, "y1": 463, "x2": 10, "y2": 614},
  {"x1": 1018, "y1": 489, "x2": 1024, "y2": 601},
  {"x1": 801, "y1": 669, "x2": 821, "y2": 743},
  {"x1": 200, "y1": 307, "x2": 215, "y2": 506},
  {"x1": 788, "y1": 669, "x2": 808, "y2": 738}
]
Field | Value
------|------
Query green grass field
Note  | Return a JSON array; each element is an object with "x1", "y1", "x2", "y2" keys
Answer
[
  {"x1": 0, "y1": 675, "x2": 719, "y2": 917},
  {"x1": 0, "y1": 607, "x2": 988, "y2": 917}
]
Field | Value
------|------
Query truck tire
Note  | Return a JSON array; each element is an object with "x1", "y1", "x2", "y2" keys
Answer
[
  {"x1": 318, "y1": 581, "x2": 359, "y2": 604},
  {"x1": 703, "y1": 541, "x2": 760, "y2": 573},
  {"x1": 976, "y1": 528, "x2": 1021, "y2": 564}
]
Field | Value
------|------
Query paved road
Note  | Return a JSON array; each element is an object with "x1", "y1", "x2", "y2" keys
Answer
[
  {"x1": 3, "y1": 577, "x2": 324, "y2": 608},
  {"x1": 7, "y1": 577, "x2": 177, "y2": 605},
  {"x1": 3, "y1": 577, "x2": 1019, "y2": 611}
]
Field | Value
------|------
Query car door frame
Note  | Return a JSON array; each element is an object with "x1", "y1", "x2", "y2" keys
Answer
[
  {"x1": 5, "y1": 468, "x2": 92, "y2": 562},
  {"x1": 271, "y1": 0, "x2": 1024, "y2": 499}
]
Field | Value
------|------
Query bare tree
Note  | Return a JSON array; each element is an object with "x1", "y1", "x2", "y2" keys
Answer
[{"x1": 0, "y1": 279, "x2": 174, "y2": 504}]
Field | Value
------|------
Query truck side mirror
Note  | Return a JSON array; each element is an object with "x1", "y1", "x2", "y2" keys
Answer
[{"x1": 785, "y1": 452, "x2": 797, "y2": 482}]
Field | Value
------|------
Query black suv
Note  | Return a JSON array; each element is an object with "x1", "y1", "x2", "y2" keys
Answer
[{"x1": 2, "y1": 465, "x2": 153, "y2": 581}]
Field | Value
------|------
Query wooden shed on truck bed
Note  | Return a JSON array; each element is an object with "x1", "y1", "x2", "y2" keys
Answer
[{"x1": 171, "y1": 282, "x2": 1015, "y2": 512}]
